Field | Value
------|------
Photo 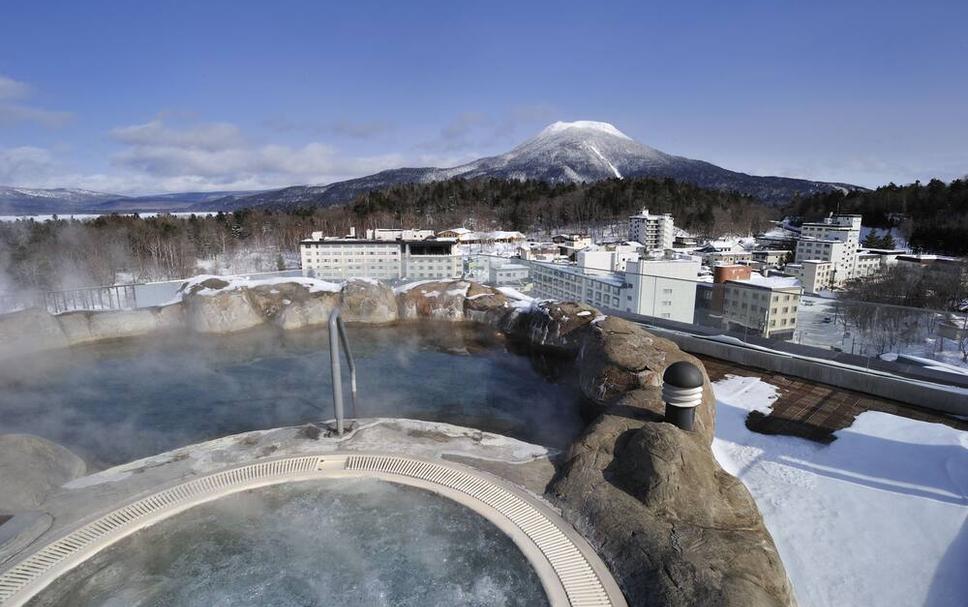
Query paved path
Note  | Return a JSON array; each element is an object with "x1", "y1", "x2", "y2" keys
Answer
[{"x1": 698, "y1": 355, "x2": 968, "y2": 443}]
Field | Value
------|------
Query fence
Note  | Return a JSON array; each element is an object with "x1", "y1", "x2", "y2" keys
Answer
[{"x1": 467, "y1": 254, "x2": 968, "y2": 382}]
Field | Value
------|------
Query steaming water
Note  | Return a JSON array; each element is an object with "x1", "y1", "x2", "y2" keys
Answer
[
  {"x1": 0, "y1": 322, "x2": 583, "y2": 468},
  {"x1": 26, "y1": 478, "x2": 550, "y2": 607}
]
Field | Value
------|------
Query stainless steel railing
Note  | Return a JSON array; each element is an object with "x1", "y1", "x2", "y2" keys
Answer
[{"x1": 328, "y1": 308, "x2": 358, "y2": 435}]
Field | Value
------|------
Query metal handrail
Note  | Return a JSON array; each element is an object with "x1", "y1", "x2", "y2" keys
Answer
[{"x1": 328, "y1": 308, "x2": 358, "y2": 435}]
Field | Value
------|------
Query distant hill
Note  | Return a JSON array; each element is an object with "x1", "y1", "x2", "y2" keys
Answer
[
  {"x1": 4, "y1": 120, "x2": 864, "y2": 215},
  {"x1": 203, "y1": 120, "x2": 862, "y2": 210},
  {"x1": 0, "y1": 187, "x2": 263, "y2": 215},
  {"x1": 0, "y1": 186, "x2": 124, "y2": 214}
]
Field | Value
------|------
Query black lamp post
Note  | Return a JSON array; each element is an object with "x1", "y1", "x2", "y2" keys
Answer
[{"x1": 662, "y1": 361, "x2": 704, "y2": 431}]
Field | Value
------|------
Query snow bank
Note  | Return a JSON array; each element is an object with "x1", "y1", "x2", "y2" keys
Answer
[
  {"x1": 712, "y1": 375, "x2": 968, "y2": 607},
  {"x1": 179, "y1": 274, "x2": 341, "y2": 296}
]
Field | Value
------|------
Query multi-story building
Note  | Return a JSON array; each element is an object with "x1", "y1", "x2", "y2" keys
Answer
[
  {"x1": 794, "y1": 214, "x2": 862, "y2": 285},
  {"x1": 703, "y1": 250, "x2": 753, "y2": 266},
  {"x1": 300, "y1": 232, "x2": 461, "y2": 281},
  {"x1": 628, "y1": 209, "x2": 674, "y2": 251},
  {"x1": 530, "y1": 263, "x2": 626, "y2": 311},
  {"x1": 364, "y1": 228, "x2": 435, "y2": 241},
  {"x1": 751, "y1": 249, "x2": 792, "y2": 267},
  {"x1": 623, "y1": 254, "x2": 701, "y2": 322},
  {"x1": 576, "y1": 241, "x2": 644, "y2": 272},
  {"x1": 488, "y1": 263, "x2": 530, "y2": 286},
  {"x1": 784, "y1": 260, "x2": 833, "y2": 294},
  {"x1": 530, "y1": 252, "x2": 700, "y2": 323},
  {"x1": 722, "y1": 274, "x2": 802, "y2": 338}
]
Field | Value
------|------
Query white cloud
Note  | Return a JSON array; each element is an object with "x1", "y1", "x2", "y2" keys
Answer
[
  {"x1": 0, "y1": 74, "x2": 72, "y2": 127},
  {"x1": 0, "y1": 146, "x2": 57, "y2": 184},
  {"x1": 98, "y1": 118, "x2": 411, "y2": 192},
  {"x1": 0, "y1": 75, "x2": 31, "y2": 101}
]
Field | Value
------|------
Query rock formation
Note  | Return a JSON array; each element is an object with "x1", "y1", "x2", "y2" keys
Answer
[
  {"x1": 0, "y1": 276, "x2": 796, "y2": 606},
  {"x1": 0, "y1": 434, "x2": 86, "y2": 513}
]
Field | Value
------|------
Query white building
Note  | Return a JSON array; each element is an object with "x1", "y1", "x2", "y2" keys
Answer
[
  {"x1": 794, "y1": 214, "x2": 863, "y2": 285},
  {"x1": 364, "y1": 228, "x2": 435, "y2": 241},
  {"x1": 623, "y1": 254, "x2": 701, "y2": 322},
  {"x1": 530, "y1": 252, "x2": 700, "y2": 323},
  {"x1": 628, "y1": 209, "x2": 674, "y2": 251},
  {"x1": 530, "y1": 263, "x2": 626, "y2": 310},
  {"x1": 300, "y1": 233, "x2": 461, "y2": 281},
  {"x1": 784, "y1": 260, "x2": 833, "y2": 294},
  {"x1": 488, "y1": 263, "x2": 530, "y2": 286},
  {"x1": 576, "y1": 241, "x2": 644, "y2": 272},
  {"x1": 722, "y1": 274, "x2": 802, "y2": 338}
]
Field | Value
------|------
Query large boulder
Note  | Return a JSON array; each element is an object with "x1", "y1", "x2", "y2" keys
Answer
[
  {"x1": 507, "y1": 301, "x2": 599, "y2": 354},
  {"x1": 56, "y1": 304, "x2": 185, "y2": 345},
  {"x1": 462, "y1": 282, "x2": 512, "y2": 327},
  {"x1": 0, "y1": 308, "x2": 68, "y2": 360},
  {"x1": 550, "y1": 415, "x2": 795, "y2": 607},
  {"x1": 577, "y1": 315, "x2": 716, "y2": 441},
  {"x1": 274, "y1": 291, "x2": 341, "y2": 330},
  {"x1": 183, "y1": 289, "x2": 265, "y2": 334},
  {"x1": 397, "y1": 280, "x2": 470, "y2": 321},
  {"x1": 340, "y1": 279, "x2": 398, "y2": 323},
  {"x1": 0, "y1": 434, "x2": 86, "y2": 512}
]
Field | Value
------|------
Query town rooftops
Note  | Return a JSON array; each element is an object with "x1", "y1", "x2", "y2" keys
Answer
[{"x1": 727, "y1": 272, "x2": 802, "y2": 291}]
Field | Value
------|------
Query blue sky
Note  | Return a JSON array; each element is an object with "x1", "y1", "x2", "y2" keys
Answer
[{"x1": 0, "y1": 0, "x2": 965, "y2": 194}]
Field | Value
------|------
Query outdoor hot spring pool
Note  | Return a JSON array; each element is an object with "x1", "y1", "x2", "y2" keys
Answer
[
  {"x1": 0, "y1": 321, "x2": 584, "y2": 467},
  {"x1": 24, "y1": 477, "x2": 551, "y2": 607}
]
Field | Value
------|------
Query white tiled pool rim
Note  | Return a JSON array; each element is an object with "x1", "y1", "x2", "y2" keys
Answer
[{"x1": 0, "y1": 453, "x2": 626, "y2": 607}]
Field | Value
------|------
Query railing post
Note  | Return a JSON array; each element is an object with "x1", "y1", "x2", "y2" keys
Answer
[
  {"x1": 329, "y1": 309, "x2": 345, "y2": 436},
  {"x1": 328, "y1": 307, "x2": 359, "y2": 436}
]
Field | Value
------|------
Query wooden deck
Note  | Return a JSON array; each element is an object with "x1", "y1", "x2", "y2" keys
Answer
[{"x1": 698, "y1": 355, "x2": 968, "y2": 443}]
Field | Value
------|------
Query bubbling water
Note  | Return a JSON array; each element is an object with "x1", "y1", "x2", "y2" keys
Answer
[{"x1": 26, "y1": 478, "x2": 550, "y2": 607}]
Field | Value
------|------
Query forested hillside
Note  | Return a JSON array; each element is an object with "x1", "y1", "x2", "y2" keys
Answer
[
  {"x1": 787, "y1": 178, "x2": 968, "y2": 254},
  {"x1": 346, "y1": 177, "x2": 773, "y2": 237},
  {"x1": 0, "y1": 176, "x2": 772, "y2": 291}
]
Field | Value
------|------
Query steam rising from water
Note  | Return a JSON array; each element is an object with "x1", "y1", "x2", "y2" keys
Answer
[
  {"x1": 26, "y1": 478, "x2": 550, "y2": 607},
  {"x1": 0, "y1": 322, "x2": 584, "y2": 468}
]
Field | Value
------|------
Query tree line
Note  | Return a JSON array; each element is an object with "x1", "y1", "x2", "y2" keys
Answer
[{"x1": 786, "y1": 178, "x2": 968, "y2": 254}]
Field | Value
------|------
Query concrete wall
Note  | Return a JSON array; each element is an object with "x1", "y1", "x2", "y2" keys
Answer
[{"x1": 647, "y1": 327, "x2": 968, "y2": 416}]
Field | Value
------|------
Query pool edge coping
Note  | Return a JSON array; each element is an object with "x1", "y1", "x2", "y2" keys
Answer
[{"x1": 0, "y1": 452, "x2": 626, "y2": 607}]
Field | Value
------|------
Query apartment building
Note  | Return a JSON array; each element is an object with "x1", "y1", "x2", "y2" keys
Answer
[
  {"x1": 794, "y1": 214, "x2": 862, "y2": 285},
  {"x1": 703, "y1": 250, "x2": 753, "y2": 266},
  {"x1": 784, "y1": 260, "x2": 833, "y2": 294},
  {"x1": 300, "y1": 232, "x2": 461, "y2": 281},
  {"x1": 722, "y1": 274, "x2": 802, "y2": 338},
  {"x1": 530, "y1": 263, "x2": 626, "y2": 310},
  {"x1": 530, "y1": 253, "x2": 700, "y2": 323},
  {"x1": 751, "y1": 249, "x2": 792, "y2": 267},
  {"x1": 623, "y1": 254, "x2": 701, "y2": 323},
  {"x1": 628, "y1": 209, "x2": 674, "y2": 251}
]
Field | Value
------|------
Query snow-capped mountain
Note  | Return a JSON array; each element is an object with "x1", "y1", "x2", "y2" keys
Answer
[
  {"x1": 4, "y1": 121, "x2": 862, "y2": 214},
  {"x1": 0, "y1": 186, "x2": 125, "y2": 214},
  {"x1": 215, "y1": 121, "x2": 860, "y2": 209}
]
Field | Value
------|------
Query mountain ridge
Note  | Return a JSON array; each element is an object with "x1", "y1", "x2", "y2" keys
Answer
[{"x1": 2, "y1": 121, "x2": 863, "y2": 214}]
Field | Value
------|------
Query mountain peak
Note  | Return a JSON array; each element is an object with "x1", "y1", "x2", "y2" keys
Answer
[{"x1": 537, "y1": 120, "x2": 632, "y2": 141}]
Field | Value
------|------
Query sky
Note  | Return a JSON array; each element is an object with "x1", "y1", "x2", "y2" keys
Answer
[{"x1": 0, "y1": 0, "x2": 966, "y2": 195}]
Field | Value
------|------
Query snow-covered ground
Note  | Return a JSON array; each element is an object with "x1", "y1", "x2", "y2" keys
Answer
[
  {"x1": 794, "y1": 295, "x2": 968, "y2": 369},
  {"x1": 712, "y1": 375, "x2": 968, "y2": 607}
]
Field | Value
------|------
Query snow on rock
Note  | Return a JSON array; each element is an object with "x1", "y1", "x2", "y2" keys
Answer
[{"x1": 712, "y1": 374, "x2": 968, "y2": 607}]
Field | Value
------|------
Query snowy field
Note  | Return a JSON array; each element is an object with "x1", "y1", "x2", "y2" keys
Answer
[
  {"x1": 712, "y1": 375, "x2": 967, "y2": 607},
  {"x1": 793, "y1": 295, "x2": 968, "y2": 369}
]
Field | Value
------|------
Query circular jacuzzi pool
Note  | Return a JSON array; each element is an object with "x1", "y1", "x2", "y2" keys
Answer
[
  {"x1": 27, "y1": 479, "x2": 546, "y2": 607},
  {"x1": 1, "y1": 455, "x2": 625, "y2": 607}
]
